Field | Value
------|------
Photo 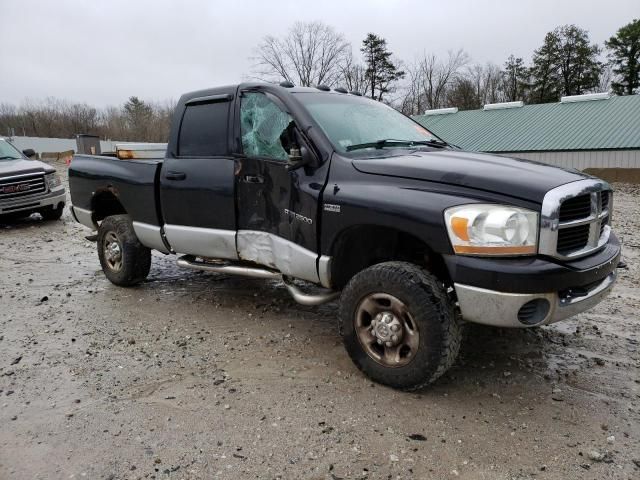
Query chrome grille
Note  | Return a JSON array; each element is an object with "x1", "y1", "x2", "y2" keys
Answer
[
  {"x1": 540, "y1": 179, "x2": 612, "y2": 260},
  {"x1": 559, "y1": 194, "x2": 591, "y2": 222},
  {"x1": 0, "y1": 173, "x2": 46, "y2": 201},
  {"x1": 557, "y1": 224, "x2": 590, "y2": 254}
]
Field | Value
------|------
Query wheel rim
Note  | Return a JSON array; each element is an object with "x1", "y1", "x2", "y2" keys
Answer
[
  {"x1": 103, "y1": 231, "x2": 123, "y2": 272},
  {"x1": 354, "y1": 293, "x2": 420, "y2": 368}
]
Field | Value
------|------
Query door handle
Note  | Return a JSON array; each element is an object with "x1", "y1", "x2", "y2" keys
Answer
[
  {"x1": 243, "y1": 174, "x2": 264, "y2": 184},
  {"x1": 166, "y1": 171, "x2": 186, "y2": 181}
]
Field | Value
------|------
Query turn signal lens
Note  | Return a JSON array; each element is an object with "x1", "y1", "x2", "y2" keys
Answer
[{"x1": 451, "y1": 217, "x2": 470, "y2": 241}]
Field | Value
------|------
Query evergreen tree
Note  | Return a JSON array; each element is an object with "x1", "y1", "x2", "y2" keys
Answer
[
  {"x1": 502, "y1": 55, "x2": 528, "y2": 101},
  {"x1": 361, "y1": 33, "x2": 405, "y2": 101},
  {"x1": 123, "y1": 96, "x2": 153, "y2": 140},
  {"x1": 529, "y1": 25, "x2": 602, "y2": 103},
  {"x1": 555, "y1": 25, "x2": 602, "y2": 96},
  {"x1": 529, "y1": 31, "x2": 561, "y2": 103},
  {"x1": 606, "y1": 19, "x2": 640, "y2": 95}
]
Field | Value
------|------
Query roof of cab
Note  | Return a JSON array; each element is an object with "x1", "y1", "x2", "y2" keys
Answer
[{"x1": 178, "y1": 83, "x2": 351, "y2": 104}]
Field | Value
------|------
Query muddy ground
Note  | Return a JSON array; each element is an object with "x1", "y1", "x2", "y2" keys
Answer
[{"x1": 0, "y1": 169, "x2": 638, "y2": 480}]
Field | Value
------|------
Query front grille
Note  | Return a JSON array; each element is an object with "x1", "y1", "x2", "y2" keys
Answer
[
  {"x1": 0, "y1": 173, "x2": 46, "y2": 201},
  {"x1": 557, "y1": 224, "x2": 590, "y2": 254},
  {"x1": 600, "y1": 215, "x2": 609, "y2": 236},
  {"x1": 540, "y1": 180, "x2": 613, "y2": 260},
  {"x1": 559, "y1": 194, "x2": 591, "y2": 222},
  {"x1": 600, "y1": 191, "x2": 609, "y2": 211}
]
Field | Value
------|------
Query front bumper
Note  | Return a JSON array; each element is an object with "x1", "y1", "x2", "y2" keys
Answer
[
  {"x1": 0, "y1": 188, "x2": 66, "y2": 215},
  {"x1": 455, "y1": 271, "x2": 617, "y2": 327},
  {"x1": 447, "y1": 234, "x2": 621, "y2": 328}
]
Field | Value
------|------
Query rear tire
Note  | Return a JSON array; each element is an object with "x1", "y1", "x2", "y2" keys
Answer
[
  {"x1": 0, "y1": 212, "x2": 31, "y2": 223},
  {"x1": 40, "y1": 204, "x2": 64, "y2": 221},
  {"x1": 339, "y1": 261, "x2": 462, "y2": 391},
  {"x1": 97, "y1": 214, "x2": 151, "y2": 287}
]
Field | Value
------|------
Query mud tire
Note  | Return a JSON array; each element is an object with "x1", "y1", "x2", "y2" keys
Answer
[
  {"x1": 97, "y1": 215, "x2": 151, "y2": 287},
  {"x1": 339, "y1": 261, "x2": 462, "y2": 391}
]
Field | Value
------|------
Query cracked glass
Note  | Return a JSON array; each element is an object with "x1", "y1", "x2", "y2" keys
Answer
[{"x1": 241, "y1": 92, "x2": 293, "y2": 161}]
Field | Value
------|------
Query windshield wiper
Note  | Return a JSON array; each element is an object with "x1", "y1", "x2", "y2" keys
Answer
[
  {"x1": 0, "y1": 156, "x2": 20, "y2": 160},
  {"x1": 346, "y1": 138, "x2": 447, "y2": 152}
]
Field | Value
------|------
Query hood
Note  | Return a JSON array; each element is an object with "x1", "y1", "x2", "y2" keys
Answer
[
  {"x1": 351, "y1": 149, "x2": 589, "y2": 203},
  {"x1": 0, "y1": 158, "x2": 53, "y2": 177}
]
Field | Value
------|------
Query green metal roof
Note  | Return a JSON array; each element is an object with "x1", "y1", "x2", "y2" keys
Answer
[{"x1": 413, "y1": 94, "x2": 640, "y2": 152}]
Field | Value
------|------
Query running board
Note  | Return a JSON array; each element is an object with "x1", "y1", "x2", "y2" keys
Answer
[{"x1": 176, "y1": 256, "x2": 340, "y2": 306}]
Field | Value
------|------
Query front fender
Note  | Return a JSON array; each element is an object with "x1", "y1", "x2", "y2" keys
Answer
[{"x1": 320, "y1": 157, "x2": 540, "y2": 256}]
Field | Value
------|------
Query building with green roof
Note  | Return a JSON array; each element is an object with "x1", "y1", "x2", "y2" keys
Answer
[{"x1": 413, "y1": 93, "x2": 640, "y2": 175}]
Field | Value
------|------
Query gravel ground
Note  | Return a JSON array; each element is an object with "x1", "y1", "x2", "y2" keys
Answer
[{"x1": 0, "y1": 169, "x2": 639, "y2": 480}]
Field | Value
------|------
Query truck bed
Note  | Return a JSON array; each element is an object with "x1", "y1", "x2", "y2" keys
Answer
[{"x1": 69, "y1": 154, "x2": 164, "y2": 226}]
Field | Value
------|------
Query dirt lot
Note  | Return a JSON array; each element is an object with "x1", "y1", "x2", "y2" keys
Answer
[{"x1": 1, "y1": 169, "x2": 639, "y2": 480}]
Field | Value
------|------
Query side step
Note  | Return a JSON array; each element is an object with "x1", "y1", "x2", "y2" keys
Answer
[{"x1": 176, "y1": 256, "x2": 340, "y2": 306}]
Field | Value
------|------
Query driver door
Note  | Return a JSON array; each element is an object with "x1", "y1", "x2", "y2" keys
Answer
[{"x1": 234, "y1": 90, "x2": 320, "y2": 283}]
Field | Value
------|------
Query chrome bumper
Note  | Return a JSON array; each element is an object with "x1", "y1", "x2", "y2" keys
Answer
[
  {"x1": 0, "y1": 188, "x2": 66, "y2": 215},
  {"x1": 455, "y1": 271, "x2": 617, "y2": 328}
]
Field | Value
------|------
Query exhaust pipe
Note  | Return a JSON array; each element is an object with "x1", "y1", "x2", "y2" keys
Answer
[
  {"x1": 176, "y1": 256, "x2": 340, "y2": 305},
  {"x1": 282, "y1": 279, "x2": 341, "y2": 306}
]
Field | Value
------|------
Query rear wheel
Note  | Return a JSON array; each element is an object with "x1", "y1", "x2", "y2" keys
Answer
[
  {"x1": 339, "y1": 261, "x2": 462, "y2": 390},
  {"x1": 97, "y1": 215, "x2": 151, "y2": 286}
]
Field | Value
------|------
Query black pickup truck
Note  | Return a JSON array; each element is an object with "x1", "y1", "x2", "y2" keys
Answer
[{"x1": 69, "y1": 83, "x2": 620, "y2": 390}]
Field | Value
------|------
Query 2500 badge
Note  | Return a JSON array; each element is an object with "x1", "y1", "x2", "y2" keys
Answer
[{"x1": 284, "y1": 209, "x2": 312, "y2": 224}]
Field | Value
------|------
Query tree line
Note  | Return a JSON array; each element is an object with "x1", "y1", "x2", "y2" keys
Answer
[
  {"x1": 254, "y1": 19, "x2": 639, "y2": 115},
  {"x1": 0, "y1": 97, "x2": 174, "y2": 143},
  {"x1": 1, "y1": 18, "x2": 638, "y2": 142}
]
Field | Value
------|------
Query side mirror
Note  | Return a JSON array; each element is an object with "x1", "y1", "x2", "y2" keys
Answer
[
  {"x1": 22, "y1": 148, "x2": 36, "y2": 159},
  {"x1": 286, "y1": 146, "x2": 312, "y2": 171}
]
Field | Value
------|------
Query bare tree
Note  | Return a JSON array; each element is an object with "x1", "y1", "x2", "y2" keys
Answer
[
  {"x1": 252, "y1": 21, "x2": 350, "y2": 87},
  {"x1": 467, "y1": 63, "x2": 504, "y2": 105},
  {"x1": 398, "y1": 49, "x2": 469, "y2": 114},
  {"x1": 338, "y1": 52, "x2": 371, "y2": 94},
  {"x1": 597, "y1": 63, "x2": 613, "y2": 92},
  {"x1": 420, "y1": 50, "x2": 469, "y2": 110}
]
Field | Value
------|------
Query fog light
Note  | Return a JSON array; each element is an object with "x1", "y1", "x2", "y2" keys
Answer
[{"x1": 517, "y1": 299, "x2": 550, "y2": 325}]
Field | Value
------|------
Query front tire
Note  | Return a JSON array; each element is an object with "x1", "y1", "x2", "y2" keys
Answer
[
  {"x1": 339, "y1": 261, "x2": 462, "y2": 391},
  {"x1": 97, "y1": 215, "x2": 151, "y2": 287},
  {"x1": 40, "y1": 204, "x2": 64, "y2": 221}
]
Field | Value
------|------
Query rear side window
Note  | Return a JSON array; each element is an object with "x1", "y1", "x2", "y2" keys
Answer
[{"x1": 178, "y1": 101, "x2": 229, "y2": 156}]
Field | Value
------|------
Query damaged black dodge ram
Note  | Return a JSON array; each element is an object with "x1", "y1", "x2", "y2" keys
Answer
[{"x1": 69, "y1": 83, "x2": 621, "y2": 390}]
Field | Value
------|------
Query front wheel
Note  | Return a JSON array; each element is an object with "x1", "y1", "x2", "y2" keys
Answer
[
  {"x1": 97, "y1": 215, "x2": 151, "y2": 287},
  {"x1": 339, "y1": 261, "x2": 462, "y2": 391},
  {"x1": 40, "y1": 204, "x2": 64, "y2": 221}
]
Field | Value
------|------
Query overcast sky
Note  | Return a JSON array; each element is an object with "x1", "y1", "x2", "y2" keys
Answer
[{"x1": 1, "y1": 0, "x2": 637, "y2": 106}]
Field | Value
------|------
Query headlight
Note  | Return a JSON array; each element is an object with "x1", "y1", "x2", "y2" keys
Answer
[
  {"x1": 45, "y1": 172, "x2": 62, "y2": 190},
  {"x1": 444, "y1": 204, "x2": 538, "y2": 256}
]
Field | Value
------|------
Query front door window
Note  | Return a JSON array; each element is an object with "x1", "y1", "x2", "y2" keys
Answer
[{"x1": 240, "y1": 92, "x2": 294, "y2": 161}]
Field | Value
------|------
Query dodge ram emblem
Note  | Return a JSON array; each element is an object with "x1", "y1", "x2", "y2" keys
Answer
[{"x1": 1, "y1": 184, "x2": 30, "y2": 194}]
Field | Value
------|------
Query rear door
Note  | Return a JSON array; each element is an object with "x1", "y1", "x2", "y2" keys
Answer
[{"x1": 159, "y1": 95, "x2": 238, "y2": 259}]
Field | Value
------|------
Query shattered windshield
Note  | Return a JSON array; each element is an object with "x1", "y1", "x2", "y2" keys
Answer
[
  {"x1": 293, "y1": 93, "x2": 439, "y2": 154},
  {"x1": 0, "y1": 140, "x2": 23, "y2": 160}
]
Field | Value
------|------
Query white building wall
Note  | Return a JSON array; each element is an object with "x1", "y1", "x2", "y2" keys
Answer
[
  {"x1": 5, "y1": 136, "x2": 129, "y2": 155},
  {"x1": 499, "y1": 150, "x2": 640, "y2": 170}
]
